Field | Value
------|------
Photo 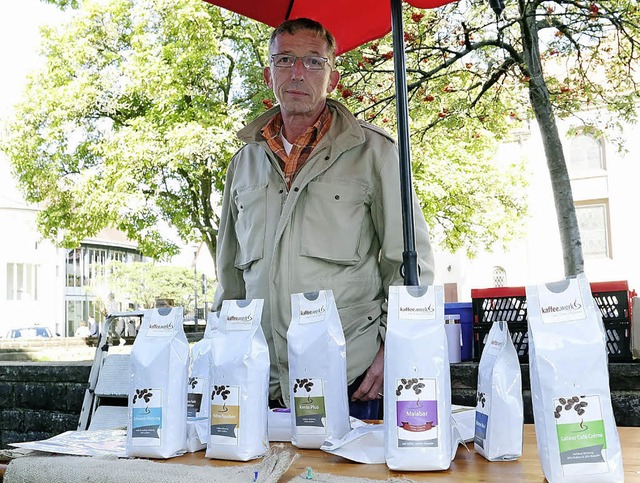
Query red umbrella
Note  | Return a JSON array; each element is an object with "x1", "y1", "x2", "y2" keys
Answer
[
  {"x1": 204, "y1": 0, "x2": 458, "y2": 285},
  {"x1": 205, "y1": 0, "x2": 455, "y2": 55}
]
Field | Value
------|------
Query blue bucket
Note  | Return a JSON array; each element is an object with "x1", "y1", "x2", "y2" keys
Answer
[{"x1": 445, "y1": 302, "x2": 473, "y2": 361}]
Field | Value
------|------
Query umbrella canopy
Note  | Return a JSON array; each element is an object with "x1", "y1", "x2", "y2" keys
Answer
[
  {"x1": 204, "y1": 0, "x2": 457, "y2": 284},
  {"x1": 205, "y1": 0, "x2": 455, "y2": 55}
]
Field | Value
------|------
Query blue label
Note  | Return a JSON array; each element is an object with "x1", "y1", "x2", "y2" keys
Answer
[
  {"x1": 474, "y1": 411, "x2": 488, "y2": 448},
  {"x1": 132, "y1": 407, "x2": 162, "y2": 438}
]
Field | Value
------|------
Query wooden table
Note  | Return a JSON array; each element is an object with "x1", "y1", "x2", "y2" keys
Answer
[
  {"x1": 169, "y1": 425, "x2": 640, "y2": 481},
  {"x1": 2, "y1": 425, "x2": 639, "y2": 481}
]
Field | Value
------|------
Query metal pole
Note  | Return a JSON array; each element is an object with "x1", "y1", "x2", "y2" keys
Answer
[
  {"x1": 390, "y1": 0, "x2": 419, "y2": 286},
  {"x1": 193, "y1": 247, "x2": 198, "y2": 331}
]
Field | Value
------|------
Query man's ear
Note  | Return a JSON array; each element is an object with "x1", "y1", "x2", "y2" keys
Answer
[
  {"x1": 327, "y1": 69, "x2": 340, "y2": 93},
  {"x1": 264, "y1": 66, "x2": 273, "y2": 88}
]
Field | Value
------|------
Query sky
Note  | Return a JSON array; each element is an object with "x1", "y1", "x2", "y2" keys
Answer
[{"x1": 0, "y1": 0, "x2": 69, "y2": 118}]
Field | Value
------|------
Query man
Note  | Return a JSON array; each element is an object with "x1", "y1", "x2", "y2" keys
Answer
[{"x1": 213, "y1": 18, "x2": 434, "y2": 418}]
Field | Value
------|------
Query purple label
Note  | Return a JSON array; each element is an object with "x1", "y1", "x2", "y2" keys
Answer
[{"x1": 396, "y1": 400, "x2": 438, "y2": 431}]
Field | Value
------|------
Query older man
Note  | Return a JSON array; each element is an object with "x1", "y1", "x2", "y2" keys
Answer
[{"x1": 213, "y1": 18, "x2": 434, "y2": 419}]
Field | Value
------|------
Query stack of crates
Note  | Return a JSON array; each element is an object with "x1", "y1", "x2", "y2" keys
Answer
[{"x1": 472, "y1": 281, "x2": 635, "y2": 362}]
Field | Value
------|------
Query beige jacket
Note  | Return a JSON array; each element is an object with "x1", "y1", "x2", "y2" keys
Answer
[{"x1": 213, "y1": 99, "x2": 434, "y2": 403}]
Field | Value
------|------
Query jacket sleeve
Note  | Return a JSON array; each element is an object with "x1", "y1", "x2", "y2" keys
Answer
[
  {"x1": 212, "y1": 157, "x2": 246, "y2": 311},
  {"x1": 371, "y1": 136, "x2": 436, "y2": 340}
]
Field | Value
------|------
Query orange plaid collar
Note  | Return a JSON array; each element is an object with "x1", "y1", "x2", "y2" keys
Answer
[{"x1": 261, "y1": 106, "x2": 332, "y2": 187}]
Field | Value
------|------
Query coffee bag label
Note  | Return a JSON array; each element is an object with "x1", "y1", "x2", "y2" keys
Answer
[
  {"x1": 210, "y1": 385, "x2": 240, "y2": 446},
  {"x1": 147, "y1": 321, "x2": 176, "y2": 337},
  {"x1": 225, "y1": 313, "x2": 254, "y2": 331},
  {"x1": 554, "y1": 395, "x2": 608, "y2": 474},
  {"x1": 298, "y1": 292, "x2": 328, "y2": 325},
  {"x1": 474, "y1": 390, "x2": 491, "y2": 449},
  {"x1": 395, "y1": 378, "x2": 439, "y2": 447},
  {"x1": 187, "y1": 376, "x2": 205, "y2": 418},
  {"x1": 538, "y1": 280, "x2": 586, "y2": 324},
  {"x1": 484, "y1": 336, "x2": 506, "y2": 356},
  {"x1": 397, "y1": 287, "x2": 436, "y2": 321},
  {"x1": 293, "y1": 377, "x2": 327, "y2": 433},
  {"x1": 131, "y1": 387, "x2": 162, "y2": 446},
  {"x1": 225, "y1": 300, "x2": 260, "y2": 331}
]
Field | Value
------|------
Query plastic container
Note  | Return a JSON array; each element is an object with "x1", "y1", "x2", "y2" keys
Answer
[
  {"x1": 445, "y1": 302, "x2": 473, "y2": 361},
  {"x1": 444, "y1": 314, "x2": 462, "y2": 363}
]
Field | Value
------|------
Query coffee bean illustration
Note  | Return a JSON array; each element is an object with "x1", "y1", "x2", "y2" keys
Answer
[{"x1": 554, "y1": 395, "x2": 589, "y2": 419}]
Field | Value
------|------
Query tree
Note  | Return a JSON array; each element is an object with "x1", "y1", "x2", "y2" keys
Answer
[
  {"x1": 90, "y1": 260, "x2": 214, "y2": 311},
  {"x1": 2, "y1": 0, "x2": 528, "y2": 265},
  {"x1": 338, "y1": 0, "x2": 640, "y2": 276},
  {"x1": 1, "y1": 0, "x2": 271, "y2": 261}
]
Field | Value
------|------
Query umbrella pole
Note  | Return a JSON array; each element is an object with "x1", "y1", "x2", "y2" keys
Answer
[{"x1": 390, "y1": 0, "x2": 419, "y2": 286}]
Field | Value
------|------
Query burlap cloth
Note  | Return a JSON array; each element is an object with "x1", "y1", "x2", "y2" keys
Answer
[{"x1": 3, "y1": 445, "x2": 297, "y2": 483}]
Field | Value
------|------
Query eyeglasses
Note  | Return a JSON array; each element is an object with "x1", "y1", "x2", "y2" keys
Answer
[{"x1": 270, "y1": 54, "x2": 330, "y2": 71}]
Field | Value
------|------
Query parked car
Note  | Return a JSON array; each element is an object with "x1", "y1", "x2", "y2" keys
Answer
[{"x1": 4, "y1": 326, "x2": 54, "y2": 339}]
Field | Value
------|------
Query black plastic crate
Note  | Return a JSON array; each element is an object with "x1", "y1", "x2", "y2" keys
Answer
[
  {"x1": 471, "y1": 281, "x2": 635, "y2": 326},
  {"x1": 474, "y1": 322, "x2": 529, "y2": 362},
  {"x1": 472, "y1": 286, "x2": 527, "y2": 324},
  {"x1": 473, "y1": 320, "x2": 632, "y2": 362},
  {"x1": 591, "y1": 282, "x2": 633, "y2": 321},
  {"x1": 471, "y1": 281, "x2": 635, "y2": 362},
  {"x1": 604, "y1": 321, "x2": 632, "y2": 361}
]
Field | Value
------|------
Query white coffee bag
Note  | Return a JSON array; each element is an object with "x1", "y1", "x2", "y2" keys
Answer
[
  {"x1": 474, "y1": 320, "x2": 523, "y2": 461},
  {"x1": 526, "y1": 274, "x2": 624, "y2": 482},
  {"x1": 205, "y1": 299, "x2": 269, "y2": 461},
  {"x1": 126, "y1": 306, "x2": 189, "y2": 459},
  {"x1": 287, "y1": 290, "x2": 351, "y2": 449},
  {"x1": 384, "y1": 285, "x2": 454, "y2": 471},
  {"x1": 186, "y1": 311, "x2": 219, "y2": 452}
]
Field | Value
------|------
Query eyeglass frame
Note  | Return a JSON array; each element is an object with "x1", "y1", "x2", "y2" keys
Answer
[{"x1": 270, "y1": 54, "x2": 332, "y2": 71}]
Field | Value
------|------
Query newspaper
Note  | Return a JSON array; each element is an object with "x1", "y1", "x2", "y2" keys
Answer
[{"x1": 10, "y1": 429, "x2": 126, "y2": 457}]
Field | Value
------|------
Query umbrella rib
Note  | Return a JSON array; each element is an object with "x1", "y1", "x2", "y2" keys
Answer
[{"x1": 284, "y1": 0, "x2": 294, "y2": 19}]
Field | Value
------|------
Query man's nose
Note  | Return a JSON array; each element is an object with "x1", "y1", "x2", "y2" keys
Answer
[{"x1": 291, "y1": 58, "x2": 306, "y2": 79}]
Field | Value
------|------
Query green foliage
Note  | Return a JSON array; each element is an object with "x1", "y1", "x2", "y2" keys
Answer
[
  {"x1": 335, "y1": 4, "x2": 530, "y2": 256},
  {"x1": 336, "y1": 0, "x2": 639, "y2": 263},
  {"x1": 2, "y1": 0, "x2": 270, "y2": 260},
  {"x1": 90, "y1": 260, "x2": 213, "y2": 309},
  {"x1": 40, "y1": 0, "x2": 80, "y2": 9}
]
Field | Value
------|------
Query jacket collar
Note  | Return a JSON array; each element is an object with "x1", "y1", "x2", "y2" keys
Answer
[{"x1": 237, "y1": 99, "x2": 366, "y2": 155}]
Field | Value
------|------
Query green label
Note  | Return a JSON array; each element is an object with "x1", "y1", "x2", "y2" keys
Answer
[
  {"x1": 556, "y1": 419, "x2": 607, "y2": 465},
  {"x1": 557, "y1": 419, "x2": 606, "y2": 453},
  {"x1": 294, "y1": 396, "x2": 326, "y2": 427}
]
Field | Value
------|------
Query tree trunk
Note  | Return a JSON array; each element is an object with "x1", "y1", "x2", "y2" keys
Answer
[{"x1": 518, "y1": 1, "x2": 584, "y2": 277}]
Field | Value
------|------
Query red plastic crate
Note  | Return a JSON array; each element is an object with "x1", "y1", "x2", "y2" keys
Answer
[{"x1": 472, "y1": 281, "x2": 635, "y2": 362}]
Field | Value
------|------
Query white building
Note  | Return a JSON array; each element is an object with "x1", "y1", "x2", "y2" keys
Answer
[{"x1": 436, "y1": 112, "x2": 640, "y2": 301}]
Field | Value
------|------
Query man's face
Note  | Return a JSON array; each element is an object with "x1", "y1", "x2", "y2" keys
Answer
[{"x1": 264, "y1": 29, "x2": 340, "y2": 121}]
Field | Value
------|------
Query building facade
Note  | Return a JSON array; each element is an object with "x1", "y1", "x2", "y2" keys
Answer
[
  {"x1": 436, "y1": 111, "x2": 640, "y2": 300},
  {"x1": 0, "y1": 155, "x2": 146, "y2": 337}
]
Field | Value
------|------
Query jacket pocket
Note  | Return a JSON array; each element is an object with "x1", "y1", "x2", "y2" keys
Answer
[
  {"x1": 300, "y1": 180, "x2": 369, "y2": 265},
  {"x1": 234, "y1": 184, "x2": 267, "y2": 269}
]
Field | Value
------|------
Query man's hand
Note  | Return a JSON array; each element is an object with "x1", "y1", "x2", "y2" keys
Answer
[{"x1": 350, "y1": 344, "x2": 384, "y2": 402}]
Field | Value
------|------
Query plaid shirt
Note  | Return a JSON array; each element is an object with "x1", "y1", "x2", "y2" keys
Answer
[{"x1": 262, "y1": 106, "x2": 332, "y2": 188}]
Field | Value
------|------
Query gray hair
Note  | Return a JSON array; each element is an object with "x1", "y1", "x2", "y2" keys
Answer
[{"x1": 269, "y1": 18, "x2": 337, "y2": 64}]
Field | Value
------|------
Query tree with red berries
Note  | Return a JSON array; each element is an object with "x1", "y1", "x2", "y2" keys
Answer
[{"x1": 338, "y1": 0, "x2": 639, "y2": 276}]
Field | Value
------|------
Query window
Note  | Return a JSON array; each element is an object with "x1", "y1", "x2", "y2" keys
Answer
[
  {"x1": 576, "y1": 202, "x2": 610, "y2": 258},
  {"x1": 66, "y1": 248, "x2": 82, "y2": 287},
  {"x1": 6, "y1": 263, "x2": 39, "y2": 301},
  {"x1": 569, "y1": 132, "x2": 605, "y2": 176},
  {"x1": 492, "y1": 266, "x2": 507, "y2": 287},
  {"x1": 65, "y1": 245, "x2": 142, "y2": 288},
  {"x1": 66, "y1": 299, "x2": 101, "y2": 337}
]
